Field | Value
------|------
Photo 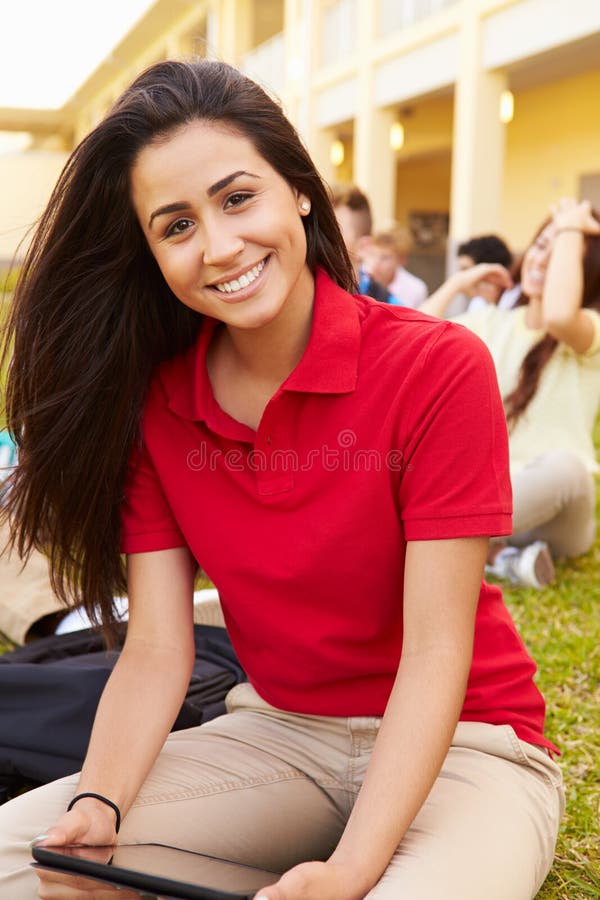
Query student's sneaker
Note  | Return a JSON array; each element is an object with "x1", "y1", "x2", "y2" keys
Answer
[{"x1": 485, "y1": 541, "x2": 555, "y2": 589}]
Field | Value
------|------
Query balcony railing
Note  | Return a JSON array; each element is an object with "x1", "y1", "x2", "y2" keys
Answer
[
  {"x1": 241, "y1": 32, "x2": 286, "y2": 96},
  {"x1": 320, "y1": 0, "x2": 357, "y2": 69},
  {"x1": 379, "y1": 0, "x2": 457, "y2": 35}
]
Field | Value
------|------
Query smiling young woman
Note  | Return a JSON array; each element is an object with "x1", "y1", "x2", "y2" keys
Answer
[
  {"x1": 0, "y1": 60, "x2": 564, "y2": 900},
  {"x1": 132, "y1": 122, "x2": 314, "y2": 331}
]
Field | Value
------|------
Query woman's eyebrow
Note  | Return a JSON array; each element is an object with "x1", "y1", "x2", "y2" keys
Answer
[
  {"x1": 148, "y1": 172, "x2": 261, "y2": 228},
  {"x1": 207, "y1": 170, "x2": 260, "y2": 197},
  {"x1": 148, "y1": 202, "x2": 191, "y2": 229}
]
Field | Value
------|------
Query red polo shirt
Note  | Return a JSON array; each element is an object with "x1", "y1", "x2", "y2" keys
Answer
[{"x1": 122, "y1": 269, "x2": 555, "y2": 751}]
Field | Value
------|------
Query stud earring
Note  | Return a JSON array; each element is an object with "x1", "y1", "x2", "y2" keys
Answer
[{"x1": 301, "y1": 200, "x2": 310, "y2": 212}]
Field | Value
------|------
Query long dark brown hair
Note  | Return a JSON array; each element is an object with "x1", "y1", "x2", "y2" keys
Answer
[
  {"x1": 1, "y1": 59, "x2": 355, "y2": 642},
  {"x1": 504, "y1": 210, "x2": 600, "y2": 428}
]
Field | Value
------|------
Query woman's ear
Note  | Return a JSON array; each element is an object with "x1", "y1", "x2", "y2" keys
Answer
[{"x1": 298, "y1": 195, "x2": 311, "y2": 216}]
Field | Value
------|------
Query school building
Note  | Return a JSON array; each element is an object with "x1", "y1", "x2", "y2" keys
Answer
[{"x1": 1, "y1": 0, "x2": 599, "y2": 289}]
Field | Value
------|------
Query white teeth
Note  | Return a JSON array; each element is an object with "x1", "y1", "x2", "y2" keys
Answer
[{"x1": 214, "y1": 259, "x2": 266, "y2": 293}]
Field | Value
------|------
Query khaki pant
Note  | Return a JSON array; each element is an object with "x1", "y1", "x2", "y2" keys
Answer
[
  {"x1": 0, "y1": 683, "x2": 564, "y2": 899},
  {"x1": 0, "y1": 523, "x2": 65, "y2": 645},
  {"x1": 0, "y1": 524, "x2": 225, "y2": 643},
  {"x1": 510, "y1": 449, "x2": 597, "y2": 558}
]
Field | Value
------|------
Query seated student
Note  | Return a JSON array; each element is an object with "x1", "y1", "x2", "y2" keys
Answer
[
  {"x1": 382, "y1": 226, "x2": 428, "y2": 308},
  {"x1": 457, "y1": 234, "x2": 512, "y2": 273},
  {"x1": 457, "y1": 234, "x2": 519, "y2": 312},
  {"x1": 331, "y1": 185, "x2": 402, "y2": 304},
  {"x1": 422, "y1": 199, "x2": 600, "y2": 589},
  {"x1": 0, "y1": 433, "x2": 70, "y2": 643},
  {"x1": 0, "y1": 429, "x2": 17, "y2": 477},
  {"x1": 362, "y1": 227, "x2": 428, "y2": 308},
  {"x1": 437, "y1": 233, "x2": 517, "y2": 317},
  {"x1": 0, "y1": 59, "x2": 563, "y2": 900}
]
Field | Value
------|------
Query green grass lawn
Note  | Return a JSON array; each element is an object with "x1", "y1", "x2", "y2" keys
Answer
[
  {"x1": 496, "y1": 554, "x2": 600, "y2": 898},
  {"x1": 526, "y1": 424, "x2": 600, "y2": 898}
]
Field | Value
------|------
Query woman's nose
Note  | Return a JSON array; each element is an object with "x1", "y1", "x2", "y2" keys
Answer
[{"x1": 202, "y1": 224, "x2": 244, "y2": 266}]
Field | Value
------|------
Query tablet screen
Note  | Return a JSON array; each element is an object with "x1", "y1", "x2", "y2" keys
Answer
[{"x1": 32, "y1": 842, "x2": 282, "y2": 899}]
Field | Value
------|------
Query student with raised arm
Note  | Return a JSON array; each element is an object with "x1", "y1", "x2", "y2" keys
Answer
[
  {"x1": 422, "y1": 201, "x2": 600, "y2": 589},
  {"x1": 0, "y1": 60, "x2": 563, "y2": 900}
]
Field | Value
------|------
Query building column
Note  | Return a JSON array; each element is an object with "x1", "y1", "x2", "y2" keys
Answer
[
  {"x1": 205, "y1": 0, "x2": 219, "y2": 58},
  {"x1": 165, "y1": 33, "x2": 182, "y2": 58},
  {"x1": 353, "y1": 0, "x2": 396, "y2": 229},
  {"x1": 450, "y1": 0, "x2": 507, "y2": 246},
  {"x1": 355, "y1": 105, "x2": 397, "y2": 229},
  {"x1": 304, "y1": 0, "x2": 337, "y2": 184},
  {"x1": 281, "y1": 0, "x2": 305, "y2": 125},
  {"x1": 216, "y1": 0, "x2": 253, "y2": 64},
  {"x1": 307, "y1": 126, "x2": 338, "y2": 188}
]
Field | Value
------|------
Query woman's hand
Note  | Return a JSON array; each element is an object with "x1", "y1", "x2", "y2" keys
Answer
[
  {"x1": 33, "y1": 796, "x2": 118, "y2": 849},
  {"x1": 33, "y1": 832, "x2": 120, "y2": 899},
  {"x1": 451, "y1": 262, "x2": 513, "y2": 298},
  {"x1": 254, "y1": 860, "x2": 367, "y2": 900},
  {"x1": 542, "y1": 197, "x2": 600, "y2": 351},
  {"x1": 420, "y1": 262, "x2": 513, "y2": 317},
  {"x1": 551, "y1": 198, "x2": 600, "y2": 236}
]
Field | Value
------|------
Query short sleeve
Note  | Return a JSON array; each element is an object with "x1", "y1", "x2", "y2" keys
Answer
[
  {"x1": 398, "y1": 322, "x2": 512, "y2": 540},
  {"x1": 120, "y1": 437, "x2": 188, "y2": 554}
]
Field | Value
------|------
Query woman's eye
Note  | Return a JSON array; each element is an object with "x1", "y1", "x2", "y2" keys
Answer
[
  {"x1": 165, "y1": 218, "x2": 194, "y2": 238},
  {"x1": 224, "y1": 192, "x2": 252, "y2": 210}
]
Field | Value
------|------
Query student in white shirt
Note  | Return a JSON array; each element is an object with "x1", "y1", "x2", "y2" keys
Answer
[{"x1": 422, "y1": 199, "x2": 600, "y2": 588}]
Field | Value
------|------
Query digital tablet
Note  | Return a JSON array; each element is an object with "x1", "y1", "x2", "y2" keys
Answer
[{"x1": 31, "y1": 842, "x2": 281, "y2": 900}]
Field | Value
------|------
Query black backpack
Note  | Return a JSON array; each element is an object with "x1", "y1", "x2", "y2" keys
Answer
[{"x1": 0, "y1": 624, "x2": 246, "y2": 803}]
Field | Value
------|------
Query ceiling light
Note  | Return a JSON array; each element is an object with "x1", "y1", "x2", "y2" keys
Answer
[
  {"x1": 330, "y1": 139, "x2": 345, "y2": 166},
  {"x1": 499, "y1": 90, "x2": 514, "y2": 124},
  {"x1": 389, "y1": 121, "x2": 405, "y2": 151}
]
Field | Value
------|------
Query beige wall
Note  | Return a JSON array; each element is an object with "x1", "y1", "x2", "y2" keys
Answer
[
  {"x1": 395, "y1": 151, "x2": 451, "y2": 226},
  {"x1": 0, "y1": 150, "x2": 68, "y2": 263},
  {"x1": 394, "y1": 150, "x2": 452, "y2": 291},
  {"x1": 253, "y1": 0, "x2": 284, "y2": 45},
  {"x1": 329, "y1": 131, "x2": 355, "y2": 186},
  {"x1": 502, "y1": 67, "x2": 600, "y2": 251},
  {"x1": 390, "y1": 93, "x2": 453, "y2": 237},
  {"x1": 392, "y1": 94, "x2": 453, "y2": 163}
]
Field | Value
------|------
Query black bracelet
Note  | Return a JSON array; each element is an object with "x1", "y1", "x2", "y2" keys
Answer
[{"x1": 67, "y1": 792, "x2": 121, "y2": 833}]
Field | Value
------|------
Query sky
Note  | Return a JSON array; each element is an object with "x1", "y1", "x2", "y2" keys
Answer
[{"x1": 0, "y1": 0, "x2": 156, "y2": 109}]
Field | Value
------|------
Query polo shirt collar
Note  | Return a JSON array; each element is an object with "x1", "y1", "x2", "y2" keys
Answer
[
  {"x1": 284, "y1": 268, "x2": 360, "y2": 393},
  {"x1": 166, "y1": 267, "x2": 360, "y2": 424}
]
